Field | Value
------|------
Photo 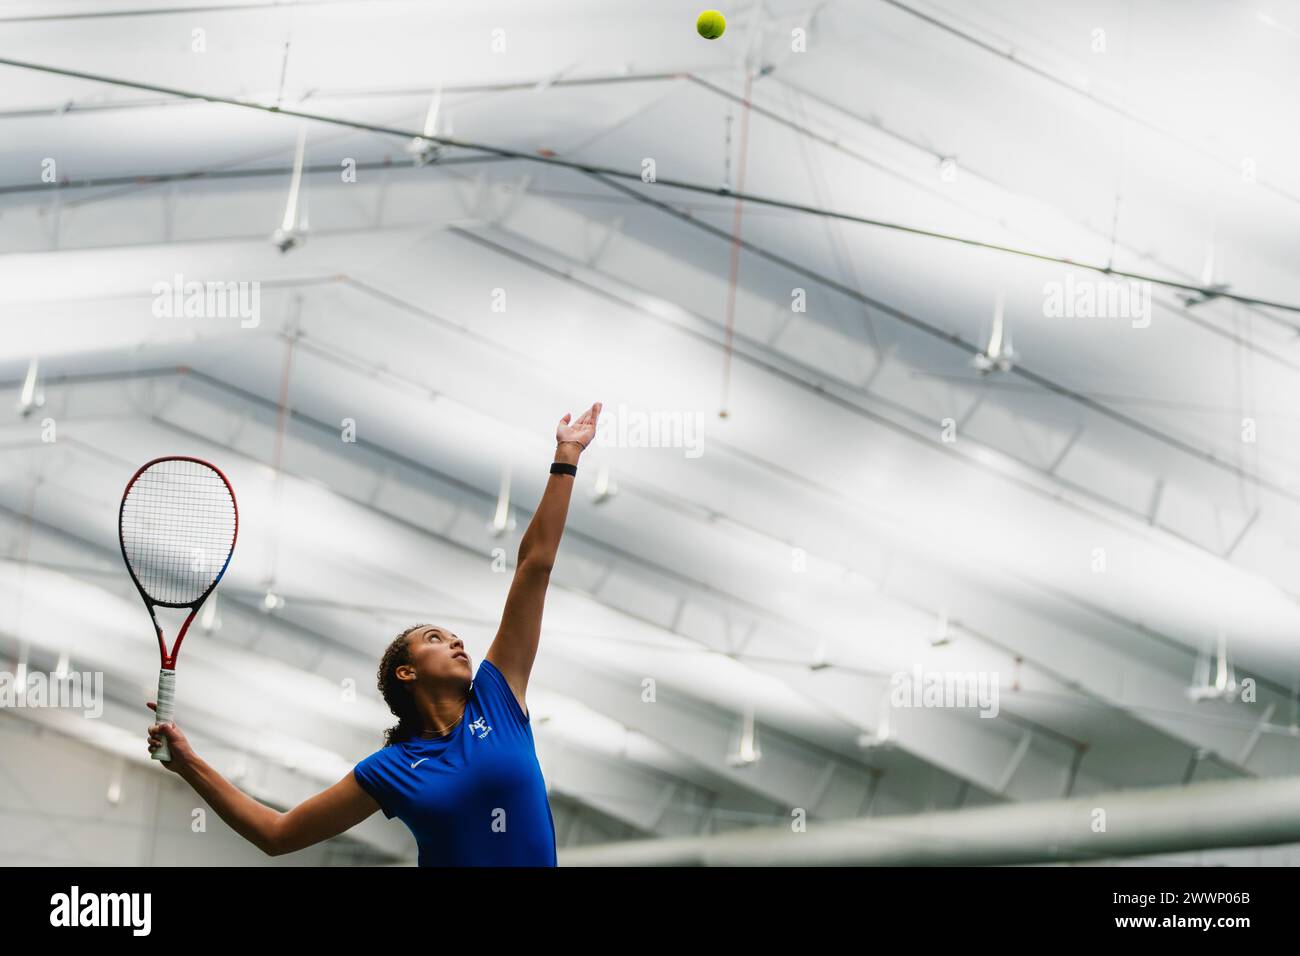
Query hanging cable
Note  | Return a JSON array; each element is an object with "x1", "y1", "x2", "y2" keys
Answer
[{"x1": 1, "y1": 55, "x2": 1298, "y2": 315}]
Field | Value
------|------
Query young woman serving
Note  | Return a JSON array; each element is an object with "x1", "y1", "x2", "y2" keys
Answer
[{"x1": 147, "y1": 402, "x2": 602, "y2": 866}]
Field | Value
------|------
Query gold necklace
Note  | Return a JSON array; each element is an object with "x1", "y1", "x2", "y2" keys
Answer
[{"x1": 420, "y1": 705, "x2": 466, "y2": 739}]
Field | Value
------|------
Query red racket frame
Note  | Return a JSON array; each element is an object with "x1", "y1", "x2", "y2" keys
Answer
[
  {"x1": 120, "y1": 456, "x2": 238, "y2": 762},
  {"x1": 119, "y1": 455, "x2": 239, "y2": 667}
]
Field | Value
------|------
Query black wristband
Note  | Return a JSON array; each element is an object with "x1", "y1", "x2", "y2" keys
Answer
[{"x1": 550, "y1": 461, "x2": 577, "y2": 477}]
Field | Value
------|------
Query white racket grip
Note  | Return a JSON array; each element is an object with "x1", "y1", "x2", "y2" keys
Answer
[{"x1": 153, "y1": 669, "x2": 177, "y2": 762}]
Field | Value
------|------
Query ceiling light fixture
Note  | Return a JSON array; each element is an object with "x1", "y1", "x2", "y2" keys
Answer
[
  {"x1": 271, "y1": 127, "x2": 309, "y2": 253},
  {"x1": 16, "y1": 357, "x2": 44, "y2": 417}
]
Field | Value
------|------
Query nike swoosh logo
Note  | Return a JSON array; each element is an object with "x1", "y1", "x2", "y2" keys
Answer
[{"x1": 410, "y1": 758, "x2": 430, "y2": 769}]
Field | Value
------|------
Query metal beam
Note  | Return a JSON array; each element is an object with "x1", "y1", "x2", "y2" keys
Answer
[{"x1": 560, "y1": 775, "x2": 1300, "y2": 866}]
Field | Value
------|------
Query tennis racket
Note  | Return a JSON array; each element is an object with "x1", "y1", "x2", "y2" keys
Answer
[{"x1": 118, "y1": 456, "x2": 238, "y2": 762}]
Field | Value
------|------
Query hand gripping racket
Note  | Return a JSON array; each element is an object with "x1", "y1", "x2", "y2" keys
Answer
[{"x1": 119, "y1": 457, "x2": 238, "y2": 761}]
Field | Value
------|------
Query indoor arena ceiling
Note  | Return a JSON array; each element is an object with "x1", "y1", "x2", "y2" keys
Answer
[{"x1": 3, "y1": 0, "x2": 1300, "y2": 861}]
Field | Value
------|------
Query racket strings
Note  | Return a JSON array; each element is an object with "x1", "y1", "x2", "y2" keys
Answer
[{"x1": 120, "y1": 459, "x2": 237, "y2": 605}]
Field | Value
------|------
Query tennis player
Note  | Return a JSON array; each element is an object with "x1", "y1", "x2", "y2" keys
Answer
[{"x1": 147, "y1": 402, "x2": 602, "y2": 866}]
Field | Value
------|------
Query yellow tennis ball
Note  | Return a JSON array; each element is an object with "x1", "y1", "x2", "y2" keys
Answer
[{"x1": 697, "y1": 9, "x2": 726, "y2": 39}]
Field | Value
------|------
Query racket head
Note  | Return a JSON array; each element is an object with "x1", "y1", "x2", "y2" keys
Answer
[{"x1": 118, "y1": 456, "x2": 239, "y2": 611}]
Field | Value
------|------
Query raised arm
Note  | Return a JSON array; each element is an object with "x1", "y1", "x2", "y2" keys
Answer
[
  {"x1": 486, "y1": 402, "x2": 601, "y2": 708},
  {"x1": 147, "y1": 705, "x2": 379, "y2": 856}
]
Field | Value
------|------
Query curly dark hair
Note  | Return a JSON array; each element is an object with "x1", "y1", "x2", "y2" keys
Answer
[{"x1": 378, "y1": 624, "x2": 428, "y2": 746}]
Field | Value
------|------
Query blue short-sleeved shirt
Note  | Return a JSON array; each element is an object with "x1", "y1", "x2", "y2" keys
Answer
[{"x1": 353, "y1": 658, "x2": 558, "y2": 867}]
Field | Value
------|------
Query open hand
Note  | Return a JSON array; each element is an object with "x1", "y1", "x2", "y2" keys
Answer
[{"x1": 557, "y1": 402, "x2": 602, "y2": 451}]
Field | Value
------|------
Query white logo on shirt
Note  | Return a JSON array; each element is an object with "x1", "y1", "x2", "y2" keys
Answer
[
  {"x1": 410, "y1": 757, "x2": 430, "y2": 769},
  {"x1": 469, "y1": 717, "x2": 492, "y2": 739}
]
